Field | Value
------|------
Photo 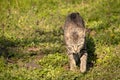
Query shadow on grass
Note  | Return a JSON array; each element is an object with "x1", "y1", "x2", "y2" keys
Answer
[
  {"x1": 86, "y1": 36, "x2": 97, "y2": 71},
  {"x1": 0, "y1": 28, "x2": 65, "y2": 61},
  {"x1": 0, "y1": 36, "x2": 18, "y2": 59},
  {"x1": 0, "y1": 36, "x2": 39, "y2": 62}
]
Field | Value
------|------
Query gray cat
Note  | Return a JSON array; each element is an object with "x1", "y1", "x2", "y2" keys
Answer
[{"x1": 63, "y1": 12, "x2": 87, "y2": 73}]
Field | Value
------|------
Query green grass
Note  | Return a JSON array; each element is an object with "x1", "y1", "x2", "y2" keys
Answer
[{"x1": 0, "y1": 0, "x2": 120, "y2": 80}]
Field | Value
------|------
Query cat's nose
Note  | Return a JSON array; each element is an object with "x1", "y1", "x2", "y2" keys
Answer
[
  {"x1": 73, "y1": 46, "x2": 78, "y2": 53},
  {"x1": 74, "y1": 49, "x2": 78, "y2": 53},
  {"x1": 74, "y1": 47, "x2": 78, "y2": 53}
]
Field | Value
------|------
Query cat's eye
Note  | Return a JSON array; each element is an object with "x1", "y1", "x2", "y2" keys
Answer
[
  {"x1": 67, "y1": 46, "x2": 72, "y2": 50},
  {"x1": 77, "y1": 45, "x2": 81, "y2": 47}
]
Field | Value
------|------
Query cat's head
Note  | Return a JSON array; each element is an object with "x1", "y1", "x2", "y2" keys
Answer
[{"x1": 66, "y1": 37, "x2": 85, "y2": 54}]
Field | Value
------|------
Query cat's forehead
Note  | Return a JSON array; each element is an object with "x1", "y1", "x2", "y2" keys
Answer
[
  {"x1": 71, "y1": 37, "x2": 85, "y2": 44},
  {"x1": 69, "y1": 40, "x2": 85, "y2": 46}
]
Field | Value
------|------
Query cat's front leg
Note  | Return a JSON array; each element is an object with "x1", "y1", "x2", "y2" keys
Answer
[
  {"x1": 80, "y1": 52, "x2": 88, "y2": 73},
  {"x1": 68, "y1": 54, "x2": 77, "y2": 71}
]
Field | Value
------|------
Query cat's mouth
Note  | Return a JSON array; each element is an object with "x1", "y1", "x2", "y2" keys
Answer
[
  {"x1": 73, "y1": 52, "x2": 80, "y2": 56},
  {"x1": 73, "y1": 52, "x2": 83, "y2": 57},
  {"x1": 73, "y1": 52, "x2": 79, "y2": 54}
]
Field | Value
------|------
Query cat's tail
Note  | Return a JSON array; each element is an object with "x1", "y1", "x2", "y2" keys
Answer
[
  {"x1": 70, "y1": 12, "x2": 79, "y2": 20},
  {"x1": 69, "y1": 12, "x2": 84, "y2": 27}
]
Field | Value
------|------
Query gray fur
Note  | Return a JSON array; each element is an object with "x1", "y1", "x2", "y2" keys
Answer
[{"x1": 63, "y1": 12, "x2": 88, "y2": 73}]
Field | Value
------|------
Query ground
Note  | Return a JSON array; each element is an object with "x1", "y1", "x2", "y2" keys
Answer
[{"x1": 0, "y1": 0, "x2": 120, "y2": 80}]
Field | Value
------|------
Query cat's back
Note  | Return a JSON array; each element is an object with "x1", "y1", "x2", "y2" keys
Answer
[{"x1": 64, "y1": 12, "x2": 85, "y2": 42}]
